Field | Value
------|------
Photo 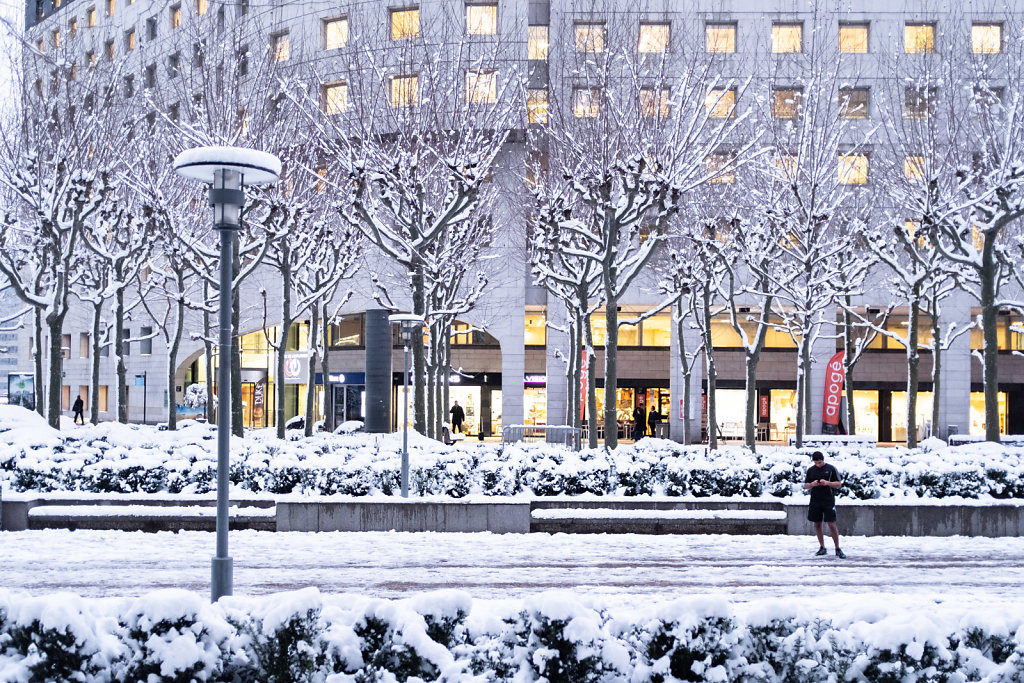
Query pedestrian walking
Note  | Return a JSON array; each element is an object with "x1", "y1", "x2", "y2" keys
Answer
[
  {"x1": 450, "y1": 401, "x2": 465, "y2": 434},
  {"x1": 647, "y1": 406, "x2": 662, "y2": 437},
  {"x1": 805, "y1": 451, "x2": 846, "y2": 558},
  {"x1": 72, "y1": 395, "x2": 85, "y2": 425},
  {"x1": 632, "y1": 403, "x2": 646, "y2": 439}
]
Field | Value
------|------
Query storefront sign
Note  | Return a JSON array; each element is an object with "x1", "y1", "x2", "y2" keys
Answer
[
  {"x1": 253, "y1": 382, "x2": 265, "y2": 421},
  {"x1": 759, "y1": 395, "x2": 770, "y2": 418},
  {"x1": 7, "y1": 373, "x2": 34, "y2": 410},
  {"x1": 579, "y1": 361, "x2": 588, "y2": 420},
  {"x1": 524, "y1": 374, "x2": 546, "y2": 385},
  {"x1": 328, "y1": 372, "x2": 366, "y2": 385},
  {"x1": 284, "y1": 353, "x2": 307, "y2": 384},
  {"x1": 679, "y1": 398, "x2": 685, "y2": 420},
  {"x1": 821, "y1": 350, "x2": 846, "y2": 434}
]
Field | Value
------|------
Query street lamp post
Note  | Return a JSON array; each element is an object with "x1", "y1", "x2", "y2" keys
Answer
[
  {"x1": 389, "y1": 313, "x2": 425, "y2": 498},
  {"x1": 173, "y1": 146, "x2": 280, "y2": 602}
]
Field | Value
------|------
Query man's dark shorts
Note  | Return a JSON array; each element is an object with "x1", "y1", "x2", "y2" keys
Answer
[{"x1": 807, "y1": 501, "x2": 837, "y2": 523}]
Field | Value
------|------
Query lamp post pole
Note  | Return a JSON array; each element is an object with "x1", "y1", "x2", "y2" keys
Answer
[
  {"x1": 389, "y1": 314, "x2": 425, "y2": 498},
  {"x1": 174, "y1": 147, "x2": 280, "y2": 602}
]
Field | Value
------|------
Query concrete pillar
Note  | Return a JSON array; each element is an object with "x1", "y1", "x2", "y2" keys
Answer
[
  {"x1": 670, "y1": 311, "x2": 704, "y2": 443},
  {"x1": 500, "y1": 309, "x2": 526, "y2": 429},
  {"x1": 545, "y1": 299, "x2": 569, "y2": 426},
  {"x1": 936, "y1": 290, "x2": 973, "y2": 438},
  {"x1": 363, "y1": 309, "x2": 392, "y2": 433},
  {"x1": 808, "y1": 310, "x2": 838, "y2": 435}
]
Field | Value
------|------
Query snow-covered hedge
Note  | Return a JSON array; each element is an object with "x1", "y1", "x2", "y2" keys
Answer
[
  {"x1": 2, "y1": 406, "x2": 1024, "y2": 499},
  {"x1": 1, "y1": 588, "x2": 1022, "y2": 682}
]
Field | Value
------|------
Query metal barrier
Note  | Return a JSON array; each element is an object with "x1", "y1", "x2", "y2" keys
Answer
[{"x1": 502, "y1": 424, "x2": 582, "y2": 450}]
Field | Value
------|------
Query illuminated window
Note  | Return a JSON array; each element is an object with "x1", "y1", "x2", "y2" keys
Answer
[
  {"x1": 86, "y1": 50, "x2": 95, "y2": 67},
  {"x1": 323, "y1": 17, "x2": 348, "y2": 49},
  {"x1": 904, "y1": 86, "x2": 936, "y2": 118},
  {"x1": 706, "y1": 154, "x2": 735, "y2": 183},
  {"x1": 573, "y1": 87, "x2": 601, "y2": 118},
  {"x1": 37, "y1": 38, "x2": 44, "y2": 52},
  {"x1": 391, "y1": 8, "x2": 420, "y2": 40},
  {"x1": 237, "y1": 107, "x2": 249, "y2": 136},
  {"x1": 772, "y1": 23, "x2": 802, "y2": 53},
  {"x1": 322, "y1": 81, "x2": 348, "y2": 114},
  {"x1": 390, "y1": 73, "x2": 418, "y2": 107},
  {"x1": 170, "y1": 4, "x2": 181, "y2": 29},
  {"x1": 466, "y1": 70, "x2": 497, "y2": 103},
  {"x1": 839, "y1": 23, "x2": 868, "y2": 53},
  {"x1": 106, "y1": 0, "x2": 114, "y2": 16},
  {"x1": 705, "y1": 23, "x2": 735, "y2": 53},
  {"x1": 575, "y1": 23, "x2": 604, "y2": 53},
  {"x1": 972, "y1": 23, "x2": 1001, "y2": 54},
  {"x1": 640, "y1": 87, "x2": 670, "y2": 118},
  {"x1": 838, "y1": 87, "x2": 869, "y2": 118},
  {"x1": 466, "y1": 4, "x2": 497, "y2": 35},
  {"x1": 904, "y1": 23, "x2": 935, "y2": 53},
  {"x1": 196, "y1": 0, "x2": 206, "y2": 15},
  {"x1": 638, "y1": 22, "x2": 670, "y2": 53},
  {"x1": 87, "y1": 6, "x2": 96, "y2": 26},
  {"x1": 125, "y1": 28, "x2": 135, "y2": 50},
  {"x1": 272, "y1": 31, "x2": 290, "y2": 61},
  {"x1": 705, "y1": 88, "x2": 736, "y2": 118},
  {"x1": 528, "y1": 25, "x2": 548, "y2": 60},
  {"x1": 527, "y1": 88, "x2": 548, "y2": 124},
  {"x1": 771, "y1": 88, "x2": 802, "y2": 118},
  {"x1": 641, "y1": 315, "x2": 671, "y2": 346},
  {"x1": 70, "y1": 64, "x2": 76, "y2": 80},
  {"x1": 772, "y1": 154, "x2": 798, "y2": 178},
  {"x1": 53, "y1": 29, "x2": 61, "y2": 47},
  {"x1": 904, "y1": 155, "x2": 926, "y2": 180},
  {"x1": 524, "y1": 310, "x2": 546, "y2": 345},
  {"x1": 838, "y1": 154, "x2": 869, "y2": 185},
  {"x1": 69, "y1": 18, "x2": 78, "y2": 36}
]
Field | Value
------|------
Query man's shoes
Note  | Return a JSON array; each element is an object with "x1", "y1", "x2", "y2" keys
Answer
[
  {"x1": 835, "y1": 548, "x2": 847, "y2": 559},
  {"x1": 815, "y1": 546, "x2": 828, "y2": 556}
]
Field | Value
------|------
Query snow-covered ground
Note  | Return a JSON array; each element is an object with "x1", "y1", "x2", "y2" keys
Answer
[{"x1": 2, "y1": 529, "x2": 1022, "y2": 611}]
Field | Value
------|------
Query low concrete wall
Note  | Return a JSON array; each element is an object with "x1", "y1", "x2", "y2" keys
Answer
[
  {"x1": 784, "y1": 501, "x2": 1024, "y2": 537},
  {"x1": 276, "y1": 500, "x2": 532, "y2": 533}
]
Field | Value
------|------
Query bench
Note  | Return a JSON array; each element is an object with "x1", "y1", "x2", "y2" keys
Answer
[
  {"x1": 789, "y1": 434, "x2": 877, "y2": 448},
  {"x1": 502, "y1": 424, "x2": 582, "y2": 449}
]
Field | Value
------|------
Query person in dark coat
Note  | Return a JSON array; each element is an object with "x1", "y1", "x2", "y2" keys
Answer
[
  {"x1": 647, "y1": 406, "x2": 662, "y2": 437},
  {"x1": 72, "y1": 395, "x2": 85, "y2": 425},
  {"x1": 450, "y1": 401, "x2": 465, "y2": 433},
  {"x1": 632, "y1": 404, "x2": 646, "y2": 438}
]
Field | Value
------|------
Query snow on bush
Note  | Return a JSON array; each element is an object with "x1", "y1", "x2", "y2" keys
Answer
[
  {"x1": 1, "y1": 589, "x2": 1023, "y2": 682},
  {"x1": 2, "y1": 405, "x2": 1024, "y2": 499}
]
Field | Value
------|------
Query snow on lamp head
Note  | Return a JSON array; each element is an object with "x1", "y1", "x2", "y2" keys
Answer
[{"x1": 173, "y1": 146, "x2": 281, "y2": 230}]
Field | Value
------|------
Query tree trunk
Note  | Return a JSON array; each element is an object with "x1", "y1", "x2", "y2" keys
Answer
[
  {"x1": 743, "y1": 353, "x2": 759, "y2": 451},
  {"x1": 320, "y1": 301, "x2": 332, "y2": 432},
  {"x1": 304, "y1": 301, "x2": 319, "y2": 437},
  {"x1": 930, "y1": 297, "x2": 941, "y2": 437},
  {"x1": 231, "y1": 237, "x2": 243, "y2": 437},
  {"x1": 981, "y1": 235, "x2": 1000, "y2": 442},
  {"x1": 584, "y1": 315, "x2": 598, "y2": 449},
  {"x1": 276, "y1": 257, "x2": 293, "y2": 440},
  {"x1": 676, "y1": 303, "x2": 691, "y2": 446},
  {"x1": 115, "y1": 286, "x2": 127, "y2": 424},
  {"x1": 90, "y1": 301, "x2": 102, "y2": 424},
  {"x1": 842, "y1": 301, "x2": 856, "y2": 435},
  {"x1": 702, "y1": 284, "x2": 717, "y2": 451},
  {"x1": 166, "y1": 278, "x2": 185, "y2": 431},
  {"x1": 411, "y1": 266, "x2": 427, "y2": 435},
  {"x1": 46, "y1": 314, "x2": 64, "y2": 429},
  {"x1": 907, "y1": 296, "x2": 920, "y2": 448},
  {"x1": 795, "y1": 338, "x2": 807, "y2": 448},
  {"x1": 34, "y1": 308, "x2": 44, "y2": 416},
  {"x1": 603, "y1": 296, "x2": 619, "y2": 449}
]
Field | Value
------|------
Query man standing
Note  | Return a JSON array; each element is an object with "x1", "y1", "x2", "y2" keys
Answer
[
  {"x1": 804, "y1": 451, "x2": 846, "y2": 559},
  {"x1": 72, "y1": 395, "x2": 85, "y2": 425},
  {"x1": 450, "y1": 401, "x2": 465, "y2": 434},
  {"x1": 647, "y1": 405, "x2": 662, "y2": 438},
  {"x1": 632, "y1": 403, "x2": 646, "y2": 439}
]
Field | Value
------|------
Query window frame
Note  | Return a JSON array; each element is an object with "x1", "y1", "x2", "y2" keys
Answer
[
  {"x1": 904, "y1": 22, "x2": 936, "y2": 54},
  {"x1": 390, "y1": 72, "x2": 419, "y2": 107},
  {"x1": 838, "y1": 22, "x2": 869, "y2": 53},
  {"x1": 971, "y1": 22, "x2": 1002, "y2": 54},
  {"x1": 705, "y1": 22, "x2": 736, "y2": 53},
  {"x1": 638, "y1": 21, "x2": 670, "y2": 54},
  {"x1": 390, "y1": 6, "x2": 420, "y2": 40},
  {"x1": 573, "y1": 86, "x2": 601, "y2": 118},
  {"x1": 705, "y1": 87, "x2": 737, "y2": 118},
  {"x1": 322, "y1": 15, "x2": 349, "y2": 50},
  {"x1": 574, "y1": 21, "x2": 606, "y2": 53},
  {"x1": 465, "y1": 3, "x2": 497, "y2": 36},
  {"x1": 271, "y1": 30, "x2": 290, "y2": 62},
  {"x1": 770, "y1": 87, "x2": 802, "y2": 119},
  {"x1": 838, "y1": 87, "x2": 870, "y2": 119},
  {"x1": 771, "y1": 22, "x2": 803, "y2": 53}
]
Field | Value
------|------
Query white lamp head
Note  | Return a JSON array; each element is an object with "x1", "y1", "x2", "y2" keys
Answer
[{"x1": 173, "y1": 146, "x2": 281, "y2": 185}]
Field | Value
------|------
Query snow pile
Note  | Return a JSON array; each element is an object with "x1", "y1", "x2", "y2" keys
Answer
[
  {"x1": 2, "y1": 405, "x2": 1024, "y2": 499},
  {"x1": 1, "y1": 588, "x2": 1023, "y2": 682}
]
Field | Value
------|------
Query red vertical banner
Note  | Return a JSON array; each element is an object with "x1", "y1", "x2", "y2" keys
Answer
[
  {"x1": 579, "y1": 350, "x2": 589, "y2": 420},
  {"x1": 821, "y1": 350, "x2": 846, "y2": 434},
  {"x1": 759, "y1": 394, "x2": 770, "y2": 418}
]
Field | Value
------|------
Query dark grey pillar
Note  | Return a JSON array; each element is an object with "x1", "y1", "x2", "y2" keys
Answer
[{"x1": 364, "y1": 310, "x2": 392, "y2": 433}]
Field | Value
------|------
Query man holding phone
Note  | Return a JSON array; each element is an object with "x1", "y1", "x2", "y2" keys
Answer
[{"x1": 804, "y1": 451, "x2": 846, "y2": 559}]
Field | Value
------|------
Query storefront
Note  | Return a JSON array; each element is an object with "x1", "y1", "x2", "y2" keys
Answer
[
  {"x1": 396, "y1": 372, "x2": 502, "y2": 436},
  {"x1": 326, "y1": 372, "x2": 365, "y2": 430}
]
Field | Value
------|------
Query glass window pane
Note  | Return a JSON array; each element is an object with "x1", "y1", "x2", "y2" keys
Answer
[
  {"x1": 527, "y1": 88, "x2": 548, "y2": 124},
  {"x1": 466, "y1": 70, "x2": 497, "y2": 103},
  {"x1": 466, "y1": 4, "x2": 496, "y2": 35},
  {"x1": 524, "y1": 310, "x2": 546, "y2": 345},
  {"x1": 838, "y1": 154, "x2": 868, "y2": 184},
  {"x1": 575, "y1": 23, "x2": 604, "y2": 53},
  {"x1": 324, "y1": 17, "x2": 348, "y2": 49},
  {"x1": 323, "y1": 81, "x2": 347, "y2": 113},
  {"x1": 640, "y1": 88, "x2": 669, "y2": 118},
  {"x1": 638, "y1": 22, "x2": 669, "y2": 53},
  {"x1": 904, "y1": 23, "x2": 934, "y2": 53},
  {"x1": 705, "y1": 24, "x2": 735, "y2": 53},
  {"x1": 641, "y1": 315, "x2": 671, "y2": 346},
  {"x1": 972, "y1": 23, "x2": 1001, "y2": 54},
  {"x1": 771, "y1": 88, "x2": 801, "y2": 118},
  {"x1": 391, "y1": 8, "x2": 419, "y2": 40},
  {"x1": 528, "y1": 25, "x2": 548, "y2": 60},
  {"x1": 839, "y1": 23, "x2": 868, "y2": 53},
  {"x1": 391, "y1": 74, "x2": 418, "y2": 106},
  {"x1": 573, "y1": 87, "x2": 600, "y2": 117},
  {"x1": 772, "y1": 23, "x2": 802, "y2": 53},
  {"x1": 705, "y1": 88, "x2": 735, "y2": 118},
  {"x1": 839, "y1": 87, "x2": 869, "y2": 118}
]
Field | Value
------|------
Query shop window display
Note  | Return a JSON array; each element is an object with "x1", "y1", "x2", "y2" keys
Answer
[
  {"x1": 891, "y1": 391, "x2": 933, "y2": 442},
  {"x1": 970, "y1": 391, "x2": 1007, "y2": 436}
]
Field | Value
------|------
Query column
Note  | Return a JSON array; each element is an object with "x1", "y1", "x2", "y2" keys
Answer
[
  {"x1": 808, "y1": 310, "x2": 837, "y2": 435},
  {"x1": 545, "y1": 298, "x2": 568, "y2": 426},
  {"x1": 670, "y1": 312, "x2": 704, "y2": 444},
  {"x1": 936, "y1": 290, "x2": 972, "y2": 438},
  {"x1": 363, "y1": 309, "x2": 392, "y2": 433}
]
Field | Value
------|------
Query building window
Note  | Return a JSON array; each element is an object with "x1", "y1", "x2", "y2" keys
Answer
[
  {"x1": 170, "y1": 4, "x2": 181, "y2": 29},
  {"x1": 98, "y1": 385, "x2": 108, "y2": 411},
  {"x1": 87, "y1": 6, "x2": 96, "y2": 26},
  {"x1": 239, "y1": 0, "x2": 248, "y2": 16},
  {"x1": 705, "y1": 23, "x2": 735, "y2": 53},
  {"x1": 272, "y1": 31, "x2": 290, "y2": 61},
  {"x1": 168, "y1": 51, "x2": 180, "y2": 78},
  {"x1": 390, "y1": 73, "x2": 418, "y2": 107},
  {"x1": 771, "y1": 87, "x2": 802, "y2": 118},
  {"x1": 323, "y1": 16, "x2": 348, "y2": 49},
  {"x1": 147, "y1": 16, "x2": 157, "y2": 39},
  {"x1": 61, "y1": 334, "x2": 71, "y2": 359},
  {"x1": 36, "y1": 38, "x2": 44, "y2": 52},
  {"x1": 771, "y1": 22, "x2": 802, "y2": 53},
  {"x1": 322, "y1": 81, "x2": 348, "y2": 113},
  {"x1": 125, "y1": 28, "x2": 135, "y2": 50},
  {"x1": 140, "y1": 327, "x2": 153, "y2": 355},
  {"x1": 573, "y1": 87, "x2": 601, "y2": 118},
  {"x1": 124, "y1": 74, "x2": 134, "y2": 97},
  {"x1": 196, "y1": 0, "x2": 206, "y2": 15},
  {"x1": 238, "y1": 48, "x2": 249, "y2": 76},
  {"x1": 145, "y1": 63, "x2": 156, "y2": 88},
  {"x1": 973, "y1": 85, "x2": 1003, "y2": 115},
  {"x1": 904, "y1": 23, "x2": 935, "y2": 53},
  {"x1": 391, "y1": 7, "x2": 420, "y2": 40},
  {"x1": 86, "y1": 50, "x2": 95, "y2": 67},
  {"x1": 904, "y1": 155, "x2": 925, "y2": 180},
  {"x1": 105, "y1": 39, "x2": 114, "y2": 60},
  {"x1": 52, "y1": 29, "x2": 60, "y2": 47},
  {"x1": 574, "y1": 22, "x2": 605, "y2": 53},
  {"x1": 839, "y1": 23, "x2": 868, "y2": 53},
  {"x1": 122, "y1": 329, "x2": 131, "y2": 356},
  {"x1": 638, "y1": 22, "x2": 670, "y2": 53},
  {"x1": 838, "y1": 87, "x2": 869, "y2": 118},
  {"x1": 169, "y1": 103, "x2": 179, "y2": 121},
  {"x1": 838, "y1": 154, "x2": 869, "y2": 184},
  {"x1": 79, "y1": 333, "x2": 90, "y2": 358},
  {"x1": 466, "y1": 3, "x2": 496, "y2": 35},
  {"x1": 466, "y1": 70, "x2": 497, "y2": 103},
  {"x1": 972, "y1": 23, "x2": 1001, "y2": 54},
  {"x1": 106, "y1": 0, "x2": 114, "y2": 16},
  {"x1": 527, "y1": 88, "x2": 548, "y2": 124},
  {"x1": 69, "y1": 18, "x2": 78, "y2": 36},
  {"x1": 904, "y1": 86, "x2": 936, "y2": 119},
  {"x1": 705, "y1": 87, "x2": 736, "y2": 118},
  {"x1": 640, "y1": 87, "x2": 670, "y2": 118},
  {"x1": 706, "y1": 154, "x2": 735, "y2": 183},
  {"x1": 772, "y1": 154, "x2": 798, "y2": 178},
  {"x1": 528, "y1": 25, "x2": 548, "y2": 60}
]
